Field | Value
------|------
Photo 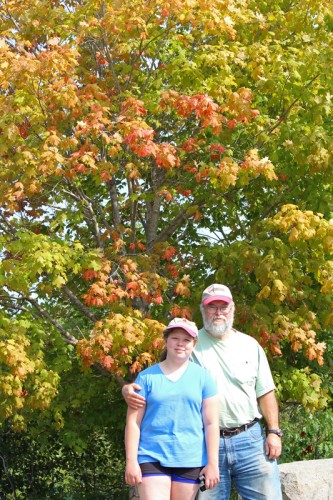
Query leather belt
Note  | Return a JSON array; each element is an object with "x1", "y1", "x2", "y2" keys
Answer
[{"x1": 220, "y1": 418, "x2": 259, "y2": 438}]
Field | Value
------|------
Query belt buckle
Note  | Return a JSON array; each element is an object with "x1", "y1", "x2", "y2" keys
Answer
[
  {"x1": 221, "y1": 419, "x2": 257, "y2": 438},
  {"x1": 221, "y1": 427, "x2": 241, "y2": 438}
]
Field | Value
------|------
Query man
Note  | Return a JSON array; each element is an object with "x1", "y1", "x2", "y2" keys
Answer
[{"x1": 123, "y1": 284, "x2": 282, "y2": 499}]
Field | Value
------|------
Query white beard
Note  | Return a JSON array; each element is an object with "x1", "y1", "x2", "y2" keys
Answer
[{"x1": 202, "y1": 312, "x2": 234, "y2": 338}]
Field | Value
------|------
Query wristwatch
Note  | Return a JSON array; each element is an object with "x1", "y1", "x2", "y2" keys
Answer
[{"x1": 267, "y1": 429, "x2": 283, "y2": 437}]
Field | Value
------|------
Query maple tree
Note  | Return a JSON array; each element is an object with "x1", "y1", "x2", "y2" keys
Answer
[{"x1": 0, "y1": 0, "x2": 332, "y2": 485}]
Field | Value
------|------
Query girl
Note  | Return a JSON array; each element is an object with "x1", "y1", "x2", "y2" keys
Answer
[{"x1": 125, "y1": 317, "x2": 220, "y2": 499}]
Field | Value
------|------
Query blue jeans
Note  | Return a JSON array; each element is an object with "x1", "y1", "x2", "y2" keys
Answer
[{"x1": 199, "y1": 422, "x2": 282, "y2": 500}]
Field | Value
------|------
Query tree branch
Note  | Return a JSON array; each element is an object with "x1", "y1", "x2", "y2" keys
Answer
[
  {"x1": 127, "y1": 177, "x2": 138, "y2": 243},
  {"x1": 62, "y1": 285, "x2": 99, "y2": 323},
  {"x1": 62, "y1": 180, "x2": 103, "y2": 248},
  {"x1": 147, "y1": 200, "x2": 205, "y2": 249},
  {"x1": 107, "y1": 177, "x2": 122, "y2": 230},
  {"x1": 256, "y1": 73, "x2": 320, "y2": 145},
  {"x1": 25, "y1": 296, "x2": 78, "y2": 345}
]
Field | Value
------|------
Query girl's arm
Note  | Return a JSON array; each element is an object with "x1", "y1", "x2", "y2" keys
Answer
[
  {"x1": 124, "y1": 405, "x2": 145, "y2": 485},
  {"x1": 201, "y1": 395, "x2": 220, "y2": 490}
]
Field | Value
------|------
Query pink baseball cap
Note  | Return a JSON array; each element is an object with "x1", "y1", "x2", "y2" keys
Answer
[
  {"x1": 202, "y1": 284, "x2": 233, "y2": 305},
  {"x1": 165, "y1": 317, "x2": 198, "y2": 338}
]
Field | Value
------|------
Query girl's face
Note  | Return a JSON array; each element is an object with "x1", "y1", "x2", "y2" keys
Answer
[{"x1": 165, "y1": 328, "x2": 195, "y2": 361}]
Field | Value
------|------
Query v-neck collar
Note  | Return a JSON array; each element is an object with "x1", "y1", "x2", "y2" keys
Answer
[{"x1": 157, "y1": 361, "x2": 190, "y2": 382}]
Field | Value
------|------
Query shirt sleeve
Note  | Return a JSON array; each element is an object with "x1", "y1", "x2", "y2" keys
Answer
[
  {"x1": 202, "y1": 368, "x2": 218, "y2": 399},
  {"x1": 255, "y1": 344, "x2": 276, "y2": 397},
  {"x1": 134, "y1": 372, "x2": 148, "y2": 399}
]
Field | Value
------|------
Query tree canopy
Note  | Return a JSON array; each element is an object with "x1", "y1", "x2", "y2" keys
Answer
[{"x1": 0, "y1": 0, "x2": 332, "y2": 440}]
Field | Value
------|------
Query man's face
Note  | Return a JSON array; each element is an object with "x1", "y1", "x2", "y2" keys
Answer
[{"x1": 202, "y1": 300, "x2": 234, "y2": 338}]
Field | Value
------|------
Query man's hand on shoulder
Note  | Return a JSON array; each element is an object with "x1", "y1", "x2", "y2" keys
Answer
[{"x1": 122, "y1": 383, "x2": 146, "y2": 409}]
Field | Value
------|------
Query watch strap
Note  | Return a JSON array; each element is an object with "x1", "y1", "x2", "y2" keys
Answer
[{"x1": 267, "y1": 429, "x2": 283, "y2": 437}]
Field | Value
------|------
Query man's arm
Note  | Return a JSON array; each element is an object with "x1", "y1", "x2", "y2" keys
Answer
[
  {"x1": 257, "y1": 390, "x2": 282, "y2": 460},
  {"x1": 122, "y1": 383, "x2": 146, "y2": 409}
]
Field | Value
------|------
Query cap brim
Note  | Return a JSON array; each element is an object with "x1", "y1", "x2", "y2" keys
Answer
[
  {"x1": 165, "y1": 325, "x2": 198, "y2": 338},
  {"x1": 202, "y1": 295, "x2": 232, "y2": 305}
]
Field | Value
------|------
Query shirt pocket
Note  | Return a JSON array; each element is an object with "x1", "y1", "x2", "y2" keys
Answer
[{"x1": 230, "y1": 359, "x2": 257, "y2": 386}]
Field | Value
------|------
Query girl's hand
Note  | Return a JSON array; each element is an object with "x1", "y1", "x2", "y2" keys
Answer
[
  {"x1": 125, "y1": 460, "x2": 142, "y2": 485},
  {"x1": 200, "y1": 463, "x2": 220, "y2": 490}
]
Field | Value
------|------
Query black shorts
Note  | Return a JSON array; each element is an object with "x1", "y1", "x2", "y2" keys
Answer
[{"x1": 139, "y1": 462, "x2": 202, "y2": 484}]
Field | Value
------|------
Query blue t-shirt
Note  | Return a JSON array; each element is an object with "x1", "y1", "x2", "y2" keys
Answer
[{"x1": 135, "y1": 361, "x2": 217, "y2": 467}]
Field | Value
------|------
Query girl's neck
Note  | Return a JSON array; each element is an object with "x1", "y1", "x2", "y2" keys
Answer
[{"x1": 159, "y1": 357, "x2": 190, "y2": 375}]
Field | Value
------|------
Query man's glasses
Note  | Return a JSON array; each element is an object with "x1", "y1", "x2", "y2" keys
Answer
[{"x1": 206, "y1": 303, "x2": 232, "y2": 314}]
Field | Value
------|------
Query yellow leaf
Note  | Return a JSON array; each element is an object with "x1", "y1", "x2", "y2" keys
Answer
[
  {"x1": 257, "y1": 285, "x2": 271, "y2": 300},
  {"x1": 289, "y1": 227, "x2": 299, "y2": 242}
]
